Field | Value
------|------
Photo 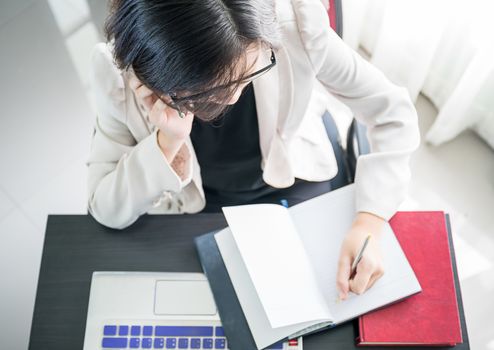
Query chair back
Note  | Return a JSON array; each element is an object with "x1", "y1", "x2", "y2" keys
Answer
[{"x1": 327, "y1": 0, "x2": 343, "y2": 38}]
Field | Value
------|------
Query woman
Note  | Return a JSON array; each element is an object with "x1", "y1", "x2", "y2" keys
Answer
[{"x1": 87, "y1": 0, "x2": 420, "y2": 300}]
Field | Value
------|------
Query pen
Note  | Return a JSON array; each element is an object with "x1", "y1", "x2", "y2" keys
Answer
[
  {"x1": 336, "y1": 234, "x2": 372, "y2": 303},
  {"x1": 350, "y1": 234, "x2": 372, "y2": 279}
]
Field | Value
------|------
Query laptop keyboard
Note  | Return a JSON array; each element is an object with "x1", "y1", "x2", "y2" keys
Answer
[{"x1": 101, "y1": 324, "x2": 287, "y2": 349}]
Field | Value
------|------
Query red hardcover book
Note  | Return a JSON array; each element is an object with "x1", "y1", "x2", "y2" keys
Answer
[{"x1": 357, "y1": 211, "x2": 463, "y2": 346}]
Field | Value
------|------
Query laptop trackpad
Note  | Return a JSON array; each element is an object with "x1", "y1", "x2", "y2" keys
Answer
[{"x1": 154, "y1": 280, "x2": 217, "y2": 315}]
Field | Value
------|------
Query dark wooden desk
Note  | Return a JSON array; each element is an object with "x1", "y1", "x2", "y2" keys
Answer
[{"x1": 29, "y1": 214, "x2": 469, "y2": 349}]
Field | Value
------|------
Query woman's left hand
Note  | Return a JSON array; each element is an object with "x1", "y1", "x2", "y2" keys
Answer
[{"x1": 336, "y1": 212, "x2": 386, "y2": 300}]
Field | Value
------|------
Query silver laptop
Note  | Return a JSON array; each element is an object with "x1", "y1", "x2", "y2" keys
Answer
[{"x1": 83, "y1": 272, "x2": 301, "y2": 350}]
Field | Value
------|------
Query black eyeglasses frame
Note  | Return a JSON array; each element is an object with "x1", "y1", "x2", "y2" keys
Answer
[{"x1": 155, "y1": 49, "x2": 277, "y2": 118}]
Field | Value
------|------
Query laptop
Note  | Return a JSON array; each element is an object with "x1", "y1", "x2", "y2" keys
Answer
[{"x1": 83, "y1": 272, "x2": 302, "y2": 350}]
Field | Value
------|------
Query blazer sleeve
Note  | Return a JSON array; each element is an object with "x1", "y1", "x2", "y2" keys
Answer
[
  {"x1": 87, "y1": 43, "x2": 196, "y2": 229},
  {"x1": 293, "y1": 0, "x2": 421, "y2": 220}
]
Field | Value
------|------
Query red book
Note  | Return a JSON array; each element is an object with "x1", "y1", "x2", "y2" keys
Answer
[{"x1": 357, "y1": 211, "x2": 463, "y2": 346}]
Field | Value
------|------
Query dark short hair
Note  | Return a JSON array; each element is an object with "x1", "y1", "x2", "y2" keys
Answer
[{"x1": 105, "y1": 0, "x2": 280, "y2": 101}]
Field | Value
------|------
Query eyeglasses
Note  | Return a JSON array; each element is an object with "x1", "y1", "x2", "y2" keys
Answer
[{"x1": 156, "y1": 49, "x2": 276, "y2": 120}]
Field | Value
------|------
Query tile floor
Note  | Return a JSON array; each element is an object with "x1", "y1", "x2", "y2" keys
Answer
[{"x1": 0, "y1": 1, "x2": 492, "y2": 349}]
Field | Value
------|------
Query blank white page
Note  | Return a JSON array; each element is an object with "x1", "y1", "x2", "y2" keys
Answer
[
  {"x1": 215, "y1": 228, "x2": 326, "y2": 350},
  {"x1": 222, "y1": 204, "x2": 332, "y2": 328}
]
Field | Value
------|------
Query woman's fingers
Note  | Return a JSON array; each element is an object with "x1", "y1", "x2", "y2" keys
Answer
[
  {"x1": 128, "y1": 75, "x2": 142, "y2": 91},
  {"x1": 336, "y1": 256, "x2": 351, "y2": 300},
  {"x1": 148, "y1": 98, "x2": 168, "y2": 127},
  {"x1": 365, "y1": 268, "x2": 384, "y2": 292},
  {"x1": 135, "y1": 84, "x2": 153, "y2": 100},
  {"x1": 348, "y1": 258, "x2": 384, "y2": 295},
  {"x1": 129, "y1": 76, "x2": 158, "y2": 112},
  {"x1": 348, "y1": 259, "x2": 374, "y2": 295},
  {"x1": 128, "y1": 75, "x2": 194, "y2": 140},
  {"x1": 135, "y1": 85, "x2": 157, "y2": 111}
]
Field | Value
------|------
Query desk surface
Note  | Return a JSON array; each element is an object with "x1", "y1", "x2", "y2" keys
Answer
[{"x1": 29, "y1": 214, "x2": 469, "y2": 349}]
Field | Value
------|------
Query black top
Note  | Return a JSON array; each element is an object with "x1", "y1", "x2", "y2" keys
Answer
[
  {"x1": 189, "y1": 83, "x2": 334, "y2": 211},
  {"x1": 190, "y1": 83, "x2": 269, "y2": 205}
]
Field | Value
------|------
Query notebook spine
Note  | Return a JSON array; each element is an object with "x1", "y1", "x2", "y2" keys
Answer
[{"x1": 288, "y1": 321, "x2": 334, "y2": 339}]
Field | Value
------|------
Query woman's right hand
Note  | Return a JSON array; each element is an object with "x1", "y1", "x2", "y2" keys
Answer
[{"x1": 129, "y1": 75, "x2": 194, "y2": 161}]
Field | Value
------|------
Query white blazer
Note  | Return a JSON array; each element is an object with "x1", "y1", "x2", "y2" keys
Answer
[{"x1": 87, "y1": 0, "x2": 420, "y2": 229}]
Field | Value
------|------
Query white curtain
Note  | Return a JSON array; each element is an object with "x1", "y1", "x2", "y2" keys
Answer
[{"x1": 340, "y1": 0, "x2": 494, "y2": 149}]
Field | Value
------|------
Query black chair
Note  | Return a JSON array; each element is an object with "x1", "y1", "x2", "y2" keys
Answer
[{"x1": 324, "y1": 0, "x2": 370, "y2": 190}]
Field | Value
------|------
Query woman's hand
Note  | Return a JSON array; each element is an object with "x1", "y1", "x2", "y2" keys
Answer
[
  {"x1": 128, "y1": 75, "x2": 194, "y2": 161},
  {"x1": 336, "y1": 212, "x2": 386, "y2": 300}
]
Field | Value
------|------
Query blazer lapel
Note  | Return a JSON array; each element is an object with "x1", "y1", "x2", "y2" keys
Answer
[
  {"x1": 254, "y1": 45, "x2": 296, "y2": 188},
  {"x1": 274, "y1": 45, "x2": 295, "y2": 137}
]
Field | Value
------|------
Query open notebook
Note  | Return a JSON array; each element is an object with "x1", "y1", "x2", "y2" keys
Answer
[{"x1": 200, "y1": 185, "x2": 421, "y2": 349}]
